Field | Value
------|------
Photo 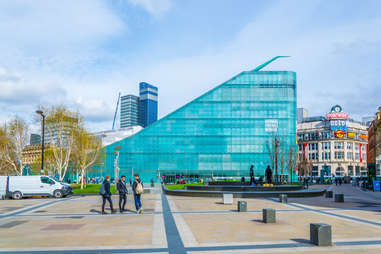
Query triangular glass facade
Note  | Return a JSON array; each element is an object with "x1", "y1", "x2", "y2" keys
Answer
[{"x1": 100, "y1": 70, "x2": 297, "y2": 182}]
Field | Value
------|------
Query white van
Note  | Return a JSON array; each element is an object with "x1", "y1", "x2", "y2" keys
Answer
[{"x1": 7, "y1": 176, "x2": 73, "y2": 199}]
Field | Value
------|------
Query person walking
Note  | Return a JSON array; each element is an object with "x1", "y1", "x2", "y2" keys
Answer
[
  {"x1": 117, "y1": 175, "x2": 128, "y2": 213},
  {"x1": 249, "y1": 165, "x2": 255, "y2": 186},
  {"x1": 132, "y1": 174, "x2": 144, "y2": 214},
  {"x1": 100, "y1": 175, "x2": 116, "y2": 215},
  {"x1": 265, "y1": 165, "x2": 272, "y2": 184}
]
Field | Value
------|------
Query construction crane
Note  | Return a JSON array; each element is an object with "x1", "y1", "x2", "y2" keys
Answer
[{"x1": 112, "y1": 92, "x2": 121, "y2": 130}]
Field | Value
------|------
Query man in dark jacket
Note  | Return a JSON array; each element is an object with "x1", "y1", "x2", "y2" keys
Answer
[
  {"x1": 132, "y1": 174, "x2": 143, "y2": 214},
  {"x1": 117, "y1": 175, "x2": 128, "y2": 213},
  {"x1": 249, "y1": 165, "x2": 255, "y2": 186},
  {"x1": 265, "y1": 165, "x2": 272, "y2": 184},
  {"x1": 101, "y1": 175, "x2": 116, "y2": 215}
]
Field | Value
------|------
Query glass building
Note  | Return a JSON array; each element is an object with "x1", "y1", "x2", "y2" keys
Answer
[
  {"x1": 120, "y1": 95, "x2": 140, "y2": 128},
  {"x1": 99, "y1": 58, "x2": 297, "y2": 182},
  {"x1": 139, "y1": 82, "x2": 158, "y2": 127}
]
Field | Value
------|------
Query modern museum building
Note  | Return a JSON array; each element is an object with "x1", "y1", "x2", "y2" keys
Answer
[{"x1": 96, "y1": 57, "x2": 297, "y2": 182}]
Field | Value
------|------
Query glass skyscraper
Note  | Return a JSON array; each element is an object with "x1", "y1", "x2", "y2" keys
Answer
[
  {"x1": 139, "y1": 82, "x2": 158, "y2": 127},
  {"x1": 99, "y1": 58, "x2": 297, "y2": 182},
  {"x1": 120, "y1": 95, "x2": 139, "y2": 128}
]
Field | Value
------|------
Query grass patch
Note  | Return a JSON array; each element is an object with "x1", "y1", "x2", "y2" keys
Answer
[
  {"x1": 165, "y1": 182, "x2": 204, "y2": 190},
  {"x1": 72, "y1": 184, "x2": 117, "y2": 194}
]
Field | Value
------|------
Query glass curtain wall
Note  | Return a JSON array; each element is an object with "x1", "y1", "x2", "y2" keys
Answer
[{"x1": 99, "y1": 70, "x2": 297, "y2": 182}]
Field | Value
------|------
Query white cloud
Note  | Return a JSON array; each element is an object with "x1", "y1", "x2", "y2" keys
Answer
[
  {"x1": 128, "y1": 0, "x2": 171, "y2": 17},
  {"x1": 0, "y1": 0, "x2": 125, "y2": 48}
]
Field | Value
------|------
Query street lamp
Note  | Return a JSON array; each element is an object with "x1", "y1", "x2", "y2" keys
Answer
[{"x1": 36, "y1": 110, "x2": 45, "y2": 175}]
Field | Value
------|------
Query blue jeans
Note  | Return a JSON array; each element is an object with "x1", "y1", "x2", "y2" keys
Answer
[{"x1": 134, "y1": 193, "x2": 142, "y2": 211}]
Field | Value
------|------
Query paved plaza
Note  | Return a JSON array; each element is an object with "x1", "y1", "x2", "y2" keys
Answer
[{"x1": 0, "y1": 185, "x2": 381, "y2": 253}]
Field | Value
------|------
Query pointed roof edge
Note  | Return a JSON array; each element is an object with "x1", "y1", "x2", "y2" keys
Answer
[{"x1": 251, "y1": 56, "x2": 290, "y2": 72}]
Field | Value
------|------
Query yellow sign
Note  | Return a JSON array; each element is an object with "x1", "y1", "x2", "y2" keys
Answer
[
  {"x1": 335, "y1": 130, "x2": 346, "y2": 138},
  {"x1": 347, "y1": 132, "x2": 355, "y2": 138}
]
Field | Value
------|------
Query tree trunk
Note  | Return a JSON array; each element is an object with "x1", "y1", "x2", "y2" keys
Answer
[{"x1": 80, "y1": 170, "x2": 85, "y2": 189}]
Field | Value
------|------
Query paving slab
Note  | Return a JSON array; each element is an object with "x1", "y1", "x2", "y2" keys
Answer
[
  {"x1": 168, "y1": 197, "x2": 298, "y2": 213},
  {"x1": 181, "y1": 210, "x2": 381, "y2": 244},
  {"x1": 0, "y1": 214, "x2": 160, "y2": 248},
  {"x1": 0, "y1": 199, "x2": 48, "y2": 215},
  {"x1": 22, "y1": 194, "x2": 160, "y2": 215}
]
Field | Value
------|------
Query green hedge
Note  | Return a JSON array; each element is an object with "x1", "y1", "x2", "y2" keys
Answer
[
  {"x1": 165, "y1": 183, "x2": 204, "y2": 190},
  {"x1": 72, "y1": 184, "x2": 117, "y2": 194}
]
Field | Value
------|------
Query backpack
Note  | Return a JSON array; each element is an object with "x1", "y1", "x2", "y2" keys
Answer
[
  {"x1": 99, "y1": 183, "x2": 106, "y2": 196},
  {"x1": 135, "y1": 181, "x2": 143, "y2": 194}
]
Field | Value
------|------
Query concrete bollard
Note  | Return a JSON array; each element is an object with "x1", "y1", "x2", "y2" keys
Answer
[
  {"x1": 223, "y1": 193, "x2": 233, "y2": 204},
  {"x1": 262, "y1": 208, "x2": 276, "y2": 223},
  {"x1": 310, "y1": 223, "x2": 332, "y2": 246},
  {"x1": 237, "y1": 201, "x2": 247, "y2": 212},
  {"x1": 279, "y1": 194, "x2": 288, "y2": 203},
  {"x1": 334, "y1": 194, "x2": 344, "y2": 203},
  {"x1": 325, "y1": 191, "x2": 333, "y2": 198}
]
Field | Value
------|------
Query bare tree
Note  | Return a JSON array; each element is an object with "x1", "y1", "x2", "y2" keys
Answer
[
  {"x1": 279, "y1": 140, "x2": 286, "y2": 182},
  {"x1": 297, "y1": 159, "x2": 313, "y2": 178},
  {"x1": 266, "y1": 135, "x2": 285, "y2": 183},
  {"x1": 43, "y1": 106, "x2": 79, "y2": 181},
  {"x1": 287, "y1": 147, "x2": 297, "y2": 183},
  {"x1": 0, "y1": 118, "x2": 29, "y2": 175},
  {"x1": 72, "y1": 127, "x2": 104, "y2": 189},
  {"x1": 266, "y1": 136, "x2": 276, "y2": 178}
]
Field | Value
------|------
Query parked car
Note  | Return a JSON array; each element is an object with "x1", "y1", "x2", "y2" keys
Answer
[{"x1": 3, "y1": 175, "x2": 73, "y2": 200}]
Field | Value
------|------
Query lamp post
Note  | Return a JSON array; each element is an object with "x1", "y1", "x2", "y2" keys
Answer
[{"x1": 36, "y1": 110, "x2": 45, "y2": 175}]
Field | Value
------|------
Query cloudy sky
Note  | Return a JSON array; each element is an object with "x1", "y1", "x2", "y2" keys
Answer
[{"x1": 1, "y1": 0, "x2": 381, "y2": 133}]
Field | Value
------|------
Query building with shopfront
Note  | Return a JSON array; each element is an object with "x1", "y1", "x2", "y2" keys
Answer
[
  {"x1": 297, "y1": 105, "x2": 368, "y2": 178},
  {"x1": 91, "y1": 57, "x2": 298, "y2": 182},
  {"x1": 368, "y1": 107, "x2": 381, "y2": 177}
]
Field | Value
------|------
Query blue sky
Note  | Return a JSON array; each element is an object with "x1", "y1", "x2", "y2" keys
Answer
[{"x1": 1, "y1": 0, "x2": 381, "y2": 132}]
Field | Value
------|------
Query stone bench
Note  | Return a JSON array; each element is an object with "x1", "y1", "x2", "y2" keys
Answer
[
  {"x1": 262, "y1": 208, "x2": 276, "y2": 223},
  {"x1": 325, "y1": 191, "x2": 333, "y2": 198},
  {"x1": 237, "y1": 201, "x2": 247, "y2": 212},
  {"x1": 310, "y1": 223, "x2": 332, "y2": 246},
  {"x1": 223, "y1": 193, "x2": 233, "y2": 204},
  {"x1": 279, "y1": 194, "x2": 287, "y2": 203},
  {"x1": 334, "y1": 194, "x2": 344, "y2": 202}
]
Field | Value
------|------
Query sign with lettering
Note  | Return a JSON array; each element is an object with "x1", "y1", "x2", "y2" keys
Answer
[
  {"x1": 330, "y1": 119, "x2": 348, "y2": 131},
  {"x1": 326, "y1": 105, "x2": 349, "y2": 120},
  {"x1": 334, "y1": 130, "x2": 346, "y2": 138}
]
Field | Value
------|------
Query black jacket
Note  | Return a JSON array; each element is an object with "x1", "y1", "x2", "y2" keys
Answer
[
  {"x1": 132, "y1": 179, "x2": 143, "y2": 194},
  {"x1": 117, "y1": 179, "x2": 128, "y2": 195},
  {"x1": 103, "y1": 180, "x2": 112, "y2": 197}
]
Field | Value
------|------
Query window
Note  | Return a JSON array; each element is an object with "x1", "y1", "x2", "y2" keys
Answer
[
  {"x1": 355, "y1": 143, "x2": 360, "y2": 150},
  {"x1": 347, "y1": 152, "x2": 353, "y2": 160},
  {"x1": 334, "y1": 142, "x2": 344, "y2": 149},
  {"x1": 347, "y1": 142, "x2": 352, "y2": 150},
  {"x1": 355, "y1": 153, "x2": 360, "y2": 161},
  {"x1": 348, "y1": 166, "x2": 354, "y2": 176},
  {"x1": 41, "y1": 177, "x2": 55, "y2": 185},
  {"x1": 322, "y1": 142, "x2": 330, "y2": 150},
  {"x1": 335, "y1": 151, "x2": 344, "y2": 160},
  {"x1": 312, "y1": 166, "x2": 319, "y2": 176}
]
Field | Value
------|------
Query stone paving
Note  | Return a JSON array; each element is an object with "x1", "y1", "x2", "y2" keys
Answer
[{"x1": 0, "y1": 185, "x2": 380, "y2": 253}]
